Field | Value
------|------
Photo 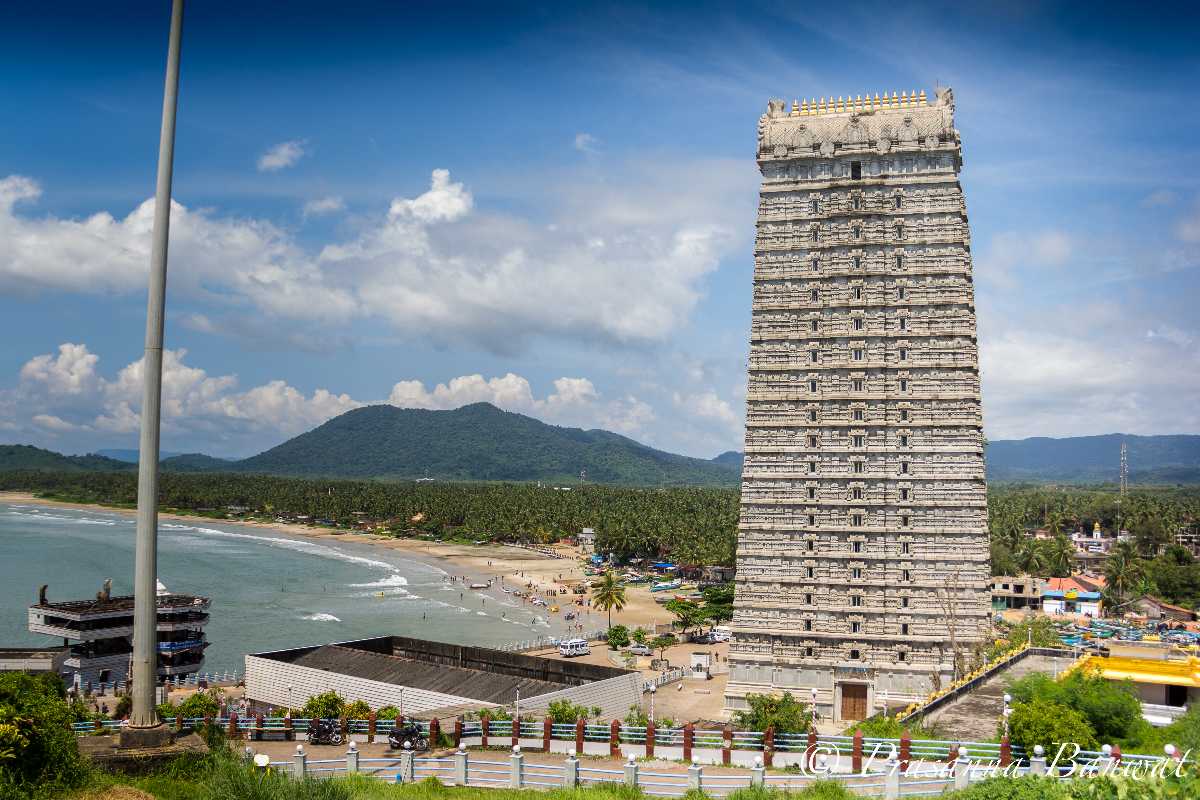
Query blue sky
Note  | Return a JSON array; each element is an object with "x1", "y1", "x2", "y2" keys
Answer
[{"x1": 1, "y1": 1, "x2": 1198, "y2": 459}]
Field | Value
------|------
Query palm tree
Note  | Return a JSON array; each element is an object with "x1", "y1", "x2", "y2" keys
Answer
[
  {"x1": 593, "y1": 571, "x2": 627, "y2": 630},
  {"x1": 1016, "y1": 540, "x2": 1049, "y2": 576},
  {"x1": 1103, "y1": 540, "x2": 1146, "y2": 612},
  {"x1": 1045, "y1": 534, "x2": 1075, "y2": 578}
]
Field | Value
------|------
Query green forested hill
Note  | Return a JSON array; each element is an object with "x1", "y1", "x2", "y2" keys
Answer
[
  {"x1": 233, "y1": 403, "x2": 739, "y2": 486},
  {"x1": 0, "y1": 445, "x2": 130, "y2": 472},
  {"x1": 161, "y1": 453, "x2": 234, "y2": 472}
]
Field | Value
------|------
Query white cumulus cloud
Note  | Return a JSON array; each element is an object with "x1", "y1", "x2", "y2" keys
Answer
[
  {"x1": 257, "y1": 140, "x2": 308, "y2": 172},
  {"x1": 1, "y1": 344, "x2": 659, "y2": 455},
  {"x1": 574, "y1": 133, "x2": 599, "y2": 153},
  {"x1": 302, "y1": 196, "x2": 345, "y2": 217},
  {"x1": 0, "y1": 160, "x2": 748, "y2": 355}
]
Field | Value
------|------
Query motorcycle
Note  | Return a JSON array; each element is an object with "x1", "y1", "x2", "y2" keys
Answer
[
  {"x1": 388, "y1": 722, "x2": 430, "y2": 751},
  {"x1": 307, "y1": 718, "x2": 345, "y2": 746}
]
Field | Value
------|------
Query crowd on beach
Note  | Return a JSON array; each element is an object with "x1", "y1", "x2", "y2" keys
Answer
[{"x1": 442, "y1": 567, "x2": 595, "y2": 634}]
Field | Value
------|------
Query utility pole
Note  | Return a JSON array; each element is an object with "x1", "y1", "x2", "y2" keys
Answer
[
  {"x1": 1117, "y1": 441, "x2": 1128, "y2": 535},
  {"x1": 123, "y1": 0, "x2": 185, "y2": 746}
]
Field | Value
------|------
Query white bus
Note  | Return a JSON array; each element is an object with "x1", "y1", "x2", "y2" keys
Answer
[{"x1": 558, "y1": 638, "x2": 591, "y2": 657}]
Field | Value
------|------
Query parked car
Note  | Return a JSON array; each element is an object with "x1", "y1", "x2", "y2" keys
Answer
[{"x1": 628, "y1": 643, "x2": 652, "y2": 656}]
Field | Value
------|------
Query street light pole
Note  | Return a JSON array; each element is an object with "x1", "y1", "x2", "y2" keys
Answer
[
  {"x1": 648, "y1": 684, "x2": 656, "y2": 725},
  {"x1": 127, "y1": 0, "x2": 185, "y2": 739}
]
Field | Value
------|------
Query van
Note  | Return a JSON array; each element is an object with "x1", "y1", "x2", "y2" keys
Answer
[
  {"x1": 558, "y1": 638, "x2": 591, "y2": 657},
  {"x1": 711, "y1": 626, "x2": 732, "y2": 642}
]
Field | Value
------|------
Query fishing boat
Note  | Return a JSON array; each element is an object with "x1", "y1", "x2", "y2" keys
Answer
[
  {"x1": 650, "y1": 579, "x2": 682, "y2": 592},
  {"x1": 469, "y1": 582, "x2": 490, "y2": 590},
  {"x1": 374, "y1": 591, "x2": 386, "y2": 598}
]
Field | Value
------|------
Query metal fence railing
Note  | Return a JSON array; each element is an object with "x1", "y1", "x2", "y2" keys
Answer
[{"x1": 239, "y1": 744, "x2": 1187, "y2": 798}]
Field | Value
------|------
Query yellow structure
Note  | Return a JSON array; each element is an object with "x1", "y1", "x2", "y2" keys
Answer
[{"x1": 1070, "y1": 653, "x2": 1200, "y2": 708}]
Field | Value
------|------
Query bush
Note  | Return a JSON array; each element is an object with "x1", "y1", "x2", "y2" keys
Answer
[
  {"x1": 943, "y1": 775, "x2": 1068, "y2": 800},
  {"x1": 546, "y1": 700, "x2": 593, "y2": 724},
  {"x1": 175, "y1": 687, "x2": 225, "y2": 720},
  {"x1": 343, "y1": 700, "x2": 371, "y2": 720},
  {"x1": 842, "y1": 714, "x2": 940, "y2": 740},
  {"x1": 1007, "y1": 699, "x2": 1097, "y2": 754},
  {"x1": 1007, "y1": 672, "x2": 1143, "y2": 745},
  {"x1": 732, "y1": 692, "x2": 812, "y2": 734},
  {"x1": 301, "y1": 690, "x2": 344, "y2": 720},
  {"x1": 0, "y1": 672, "x2": 90, "y2": 797},
  {"x1": 606, "y1": 625, "x2": 630, "y2": 650}
]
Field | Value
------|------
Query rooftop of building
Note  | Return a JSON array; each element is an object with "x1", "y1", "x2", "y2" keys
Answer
[
  {"x1": 1077, "y1": 654, "x2": 1200, "y2": 688},
  {"x1": 0, "y1": 646, "x2": 68, "y2": 659},
  {"x1": 292, "y1": 645, "x2": 569, "y2": 704},
  {"x1": 31, "y1": 593, "x2": 209, "y2": 615},
  {"x1": 756, "y1": 86, "x2": 958, "y2": 157},
  {"x1": 1047, "y1": 576, "x2": 1106, "y2": 595}
]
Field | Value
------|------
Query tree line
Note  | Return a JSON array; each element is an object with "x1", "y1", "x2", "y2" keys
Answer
[{"x1": 2, "y1": 471, "x2": 1197, "y2": 577}]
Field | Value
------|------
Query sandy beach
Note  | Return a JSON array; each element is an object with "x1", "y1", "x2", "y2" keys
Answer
[{"x1": 0, "y1": 491, "x2": 673, "y2": 632}]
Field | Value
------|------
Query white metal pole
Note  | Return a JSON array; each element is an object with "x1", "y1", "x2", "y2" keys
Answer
[{"x1": 129, "y1": 0, "x2": 185, "y2": 731}]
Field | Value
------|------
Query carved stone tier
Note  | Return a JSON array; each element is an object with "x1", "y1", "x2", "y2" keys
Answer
[{"x1": 726, "y1": 86, "x2": 990, "y2": 723}]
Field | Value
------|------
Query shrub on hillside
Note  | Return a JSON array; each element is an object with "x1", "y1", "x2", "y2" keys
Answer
[
  {"x1": 1007, "y1": 699, "x2": 1097, "y2": 754},
  {"x1": 0, "y1": 672, "x2": 90, "y2": 798},
  {"x1": 941, "y1": 775, "x2": 1068, "y2": 800},
  {"x1": 731, "y1": 692, "x2": 812, "y2": 734},
  {"x1": 1006, "y1": 672, "x2": 1143, "y2": 745}
]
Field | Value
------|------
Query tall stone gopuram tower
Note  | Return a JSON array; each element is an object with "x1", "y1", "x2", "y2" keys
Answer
[{"x1": 724, "y1": 89, "x2": 991, "y2": 724}]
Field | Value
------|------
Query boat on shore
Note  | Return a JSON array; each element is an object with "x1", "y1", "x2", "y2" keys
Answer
[
  {"x1": 468, "y1": 582, "x2": 490, "y2": 590},
  {"x1": 650, "y1": 579, "x2": 682, "y2": 592}
]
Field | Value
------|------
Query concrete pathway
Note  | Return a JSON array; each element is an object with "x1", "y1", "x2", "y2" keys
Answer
[{"x1": 924, "y1": 652, "x2": 1076, "y2": 740}]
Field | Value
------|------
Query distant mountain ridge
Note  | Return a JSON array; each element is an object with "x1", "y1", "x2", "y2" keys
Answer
[
  {"x1": 95, "y1": 448, "x2": 183, "y2": 463},
  {"x1": 4, "y1": 421, "x2": 1198, "y2": 486},
  {"x1": 985, "y1": 434, "x2": 1200, "y2": 483},
  {"x1": 713, "y1": 433, "x2": 1200, "y2": 484}
]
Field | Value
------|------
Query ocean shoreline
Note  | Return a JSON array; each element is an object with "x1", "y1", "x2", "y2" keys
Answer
[{"x1": 0, "y1": 491, "x2": 669, "y2": 630}]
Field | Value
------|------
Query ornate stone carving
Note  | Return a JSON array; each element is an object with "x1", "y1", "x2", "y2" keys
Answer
[{"x1": 727, "y1": 86, "x2": 990, "y2": 721}]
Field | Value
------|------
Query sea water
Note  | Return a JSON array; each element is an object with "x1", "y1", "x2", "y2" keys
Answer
[{"x1": 0, "y1": 501, "x2": 566, "y2": 673}]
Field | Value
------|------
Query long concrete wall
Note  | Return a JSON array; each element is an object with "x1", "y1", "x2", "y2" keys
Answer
[{"x1": 514, "y1": 671, "x2": 644, "y2": 719}]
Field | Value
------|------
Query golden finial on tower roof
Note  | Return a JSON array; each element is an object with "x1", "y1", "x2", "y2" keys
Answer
[
  {"x1": 919, "y1": 89, "x2": 927, "y2": 105},
  {"x1": 900, "y1": 90, "x2": 908, "y2": 107},
  {"x1": 791, "y1": 99, "x2": 800, "y2": 116},
  {"x1": 854, "y1": 94, "x2": 862, "y2": 110},
  {"x1": 892, "y1": 91, "x2": 899, "y2": 107},
  {"x1": 873, "y1": 92, "x2": 881, "y2": 109},
  {"x1": 800, "y1": 99, "x2": 809, "y2": 115}
]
